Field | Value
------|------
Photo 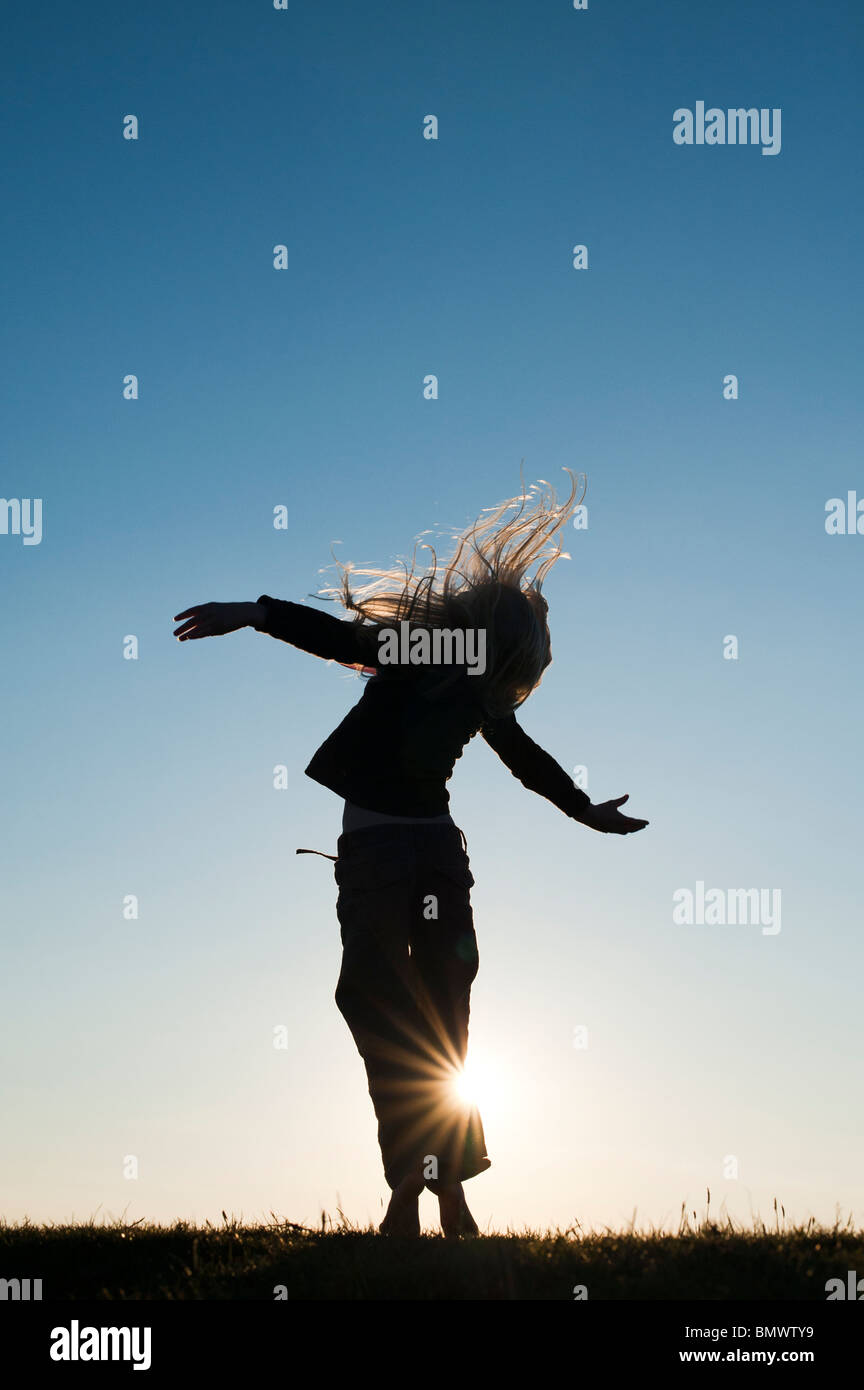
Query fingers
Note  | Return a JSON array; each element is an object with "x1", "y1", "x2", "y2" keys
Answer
[
  {"x1": 174, "y1": 620, "x2": 216, "y2": 640},
  {"x1": 174, "y1": 604, "x2": 211, "y2": 640},
  {"x1": 604, "y1": 814, "x2": 648, "y2": 835}
]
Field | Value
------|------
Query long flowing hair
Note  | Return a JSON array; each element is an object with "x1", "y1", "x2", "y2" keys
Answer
[{"x1": 320, "y1": 467, "x2": 586, "y2": 717}]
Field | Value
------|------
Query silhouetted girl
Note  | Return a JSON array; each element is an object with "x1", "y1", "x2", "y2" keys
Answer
[{"x1": 174, "y1": 472, "x2": 647, "y2": 1237}]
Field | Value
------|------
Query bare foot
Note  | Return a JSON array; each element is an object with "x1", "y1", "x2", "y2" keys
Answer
[
  {"x1": 379, "y1": 1174, "x2": 424, "y2": 1236},
  {"x1": 437, "y1": 1182, "x2": 479, "y2": 1238}
]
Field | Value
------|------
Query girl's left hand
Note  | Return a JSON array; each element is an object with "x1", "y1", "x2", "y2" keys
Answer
[{"x1": 173, "y1": 601, "x2": 258, "y2": 640}]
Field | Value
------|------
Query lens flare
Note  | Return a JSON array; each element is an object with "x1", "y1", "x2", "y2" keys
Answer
[{"x1": 452, "y1": 1057, "x2": 500, "y2": 1109}]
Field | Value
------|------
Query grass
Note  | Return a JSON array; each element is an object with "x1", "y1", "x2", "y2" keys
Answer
[{"x1": 2, "y1": 1200, "x2": 861, "y2": 1300}]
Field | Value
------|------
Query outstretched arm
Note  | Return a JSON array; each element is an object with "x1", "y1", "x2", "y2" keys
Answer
[
  {"x1": 173, "y1": 596, "x2": 379, "y2": 668},
  {"x1": 480, "y1": 712, "x2": 648, "y2": 835}
]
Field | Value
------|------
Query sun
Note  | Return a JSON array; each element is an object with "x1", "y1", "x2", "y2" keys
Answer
[{"x1": 452, "y1": 1055, "x2": 502, "y2": 1109}]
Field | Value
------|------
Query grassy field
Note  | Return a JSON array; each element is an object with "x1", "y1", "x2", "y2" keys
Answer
[{"x1": 2, "y1": 1206, "x2": 861, "y2": 1300}]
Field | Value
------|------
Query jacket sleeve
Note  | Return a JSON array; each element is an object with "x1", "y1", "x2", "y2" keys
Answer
[
  {"x1": 252, "y1": 595, "x2": 379, "y2": 667},
  {"x1": 480, "y1": 711, "x2": 592, "y2": 820}
]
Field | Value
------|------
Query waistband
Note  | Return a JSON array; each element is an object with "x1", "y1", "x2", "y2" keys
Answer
[{"x1": 335, "y1": 821, "x2": 468, "y2": 858}]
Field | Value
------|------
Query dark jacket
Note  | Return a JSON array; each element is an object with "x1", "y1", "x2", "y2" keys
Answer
[{"x1": 253, "y1": 595, "x2": 592, "y2": 821}]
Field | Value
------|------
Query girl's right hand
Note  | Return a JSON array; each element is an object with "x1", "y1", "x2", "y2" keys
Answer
[
  {"x1": 581, "y1": 794, "x2": 648, "y2": 835},
  {"x1": 173, "y1": 601, "x2": 259, "y2": 641}
]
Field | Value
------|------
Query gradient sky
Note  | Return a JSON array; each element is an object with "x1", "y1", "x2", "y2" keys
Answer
[{"x1": 2, "y1": 0, "x2": 862, "y2": 1236}]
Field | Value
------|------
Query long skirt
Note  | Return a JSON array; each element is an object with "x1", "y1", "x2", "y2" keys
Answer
[{"x1": 333, "y1": 820, "x2": 491, "y2": 1193}]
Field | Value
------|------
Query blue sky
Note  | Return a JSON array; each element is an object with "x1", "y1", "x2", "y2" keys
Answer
[{"x1": 2, "y1": 0, "x2": 862, "y2": 1234}]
